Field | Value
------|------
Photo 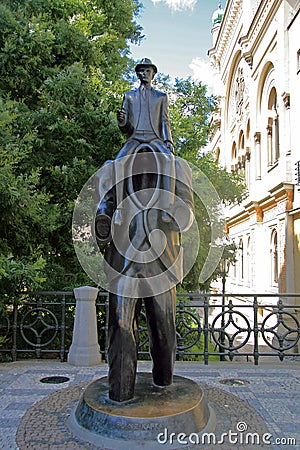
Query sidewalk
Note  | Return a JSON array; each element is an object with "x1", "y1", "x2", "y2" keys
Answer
[{"x1": 0, "y1": 359, "x2": 299, "y2": 449}]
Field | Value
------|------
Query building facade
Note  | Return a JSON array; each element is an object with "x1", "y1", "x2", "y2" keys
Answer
[{"x1": 208, "y1": 0, "x2": 300, "y2": 299}]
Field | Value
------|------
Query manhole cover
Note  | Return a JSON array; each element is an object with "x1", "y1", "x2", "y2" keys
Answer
[
  {"x1": 219, "y1": 378, "x2": 249, "y2": 386},
  {"x1": 40, "y1": 376, "x2": 70, "y2": 384}
]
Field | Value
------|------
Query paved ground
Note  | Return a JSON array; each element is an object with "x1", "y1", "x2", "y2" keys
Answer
[{"x1": 0, "y1": 359, "x2": 299, "y2": 449}]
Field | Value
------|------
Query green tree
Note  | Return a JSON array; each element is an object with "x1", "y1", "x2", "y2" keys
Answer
[
  {"x1": 0, "y1": 0, "x2": 142, "y2": 301},
  {"x1": 170, "y1": 78, "x2": 215, "y2": 161},
  {"x1": 158, "y1": 77, "x2": 245, "y2": 291},
  {"x1": 0, "y1": 98, "x2": 51, "y2": 307}
]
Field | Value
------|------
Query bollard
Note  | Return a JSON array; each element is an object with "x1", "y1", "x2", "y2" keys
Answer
[{"x1": 68, "y1": 286, "x2": 101, "y2": 366}]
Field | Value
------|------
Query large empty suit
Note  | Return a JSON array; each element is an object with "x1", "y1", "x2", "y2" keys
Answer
[{"x1": 95, "y1": 58, "x2": 194, "y2": 403}]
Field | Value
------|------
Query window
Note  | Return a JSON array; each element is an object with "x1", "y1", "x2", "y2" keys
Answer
[
  {"x1": 238, "y1": 238, "x2": 244, "y2": 281},
  {"x1": 267, "y1": 87, "x2": 279, "y2": 167},
  {"x1": 237, "y1": 130, "x2": 245, "y2": 177},
  {"x1": 231, "y1": 142, "x2": 237, "y2": 172},
  {"x1": 258, "y1": 64, "x2": 280, "y2": 172},
  {"x1": 270, "y1": 230, "x2": 278, "y2": 286},
  {"x1": 245, "y1": 120, "x2": 251, "y2": 188},
  {"x1": 246, "y1": 236, "x2": 251, "y2": 284}
]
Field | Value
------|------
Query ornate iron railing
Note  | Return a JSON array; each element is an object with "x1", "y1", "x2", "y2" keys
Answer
[
  {"x1": 175, "y1": 293, "x2": 300, "y2": 364},
  {"x1": 0, "y1": 291, "x2": 108, "y2": 362},
  {"x1": 0, "y1": 291, "x2": 300, "y2": 364}
]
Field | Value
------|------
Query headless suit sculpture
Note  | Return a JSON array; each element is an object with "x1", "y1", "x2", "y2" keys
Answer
[{"x1": 95, "y1": 59, "x2": 194, "y2": 402}]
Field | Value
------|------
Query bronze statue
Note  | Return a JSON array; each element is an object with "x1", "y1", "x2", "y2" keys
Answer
[
  {"x1": 114, "y1": 57, "x2": 175, "y2": 225},
  {"x1": 95, "y1": 58, "x2": 194, "y2": 402}
]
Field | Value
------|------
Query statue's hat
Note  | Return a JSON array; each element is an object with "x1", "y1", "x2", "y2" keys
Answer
[{"x1": 135, "y1": 58, "x2": 158, "y2": 74}]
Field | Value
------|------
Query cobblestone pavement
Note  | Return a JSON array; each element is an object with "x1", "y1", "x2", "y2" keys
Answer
[{"x1": 0, "y1": 359, "x2": 299, "y2": 449}]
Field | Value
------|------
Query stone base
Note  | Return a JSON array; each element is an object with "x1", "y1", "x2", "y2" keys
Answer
[
  {"x1": 67, "y1": 344, "x2": 101, "y2": 367},
  {"x1": 69, "y1": 373, "x2": 215, "y2": 449},
  {"x1": 17, "y1": 378, "x2": 271, "y2": 449}
]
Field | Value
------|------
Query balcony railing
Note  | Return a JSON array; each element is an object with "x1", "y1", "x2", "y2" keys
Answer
[{"x1": 0, "y1": 291, "x2": 299, "y2": 364}]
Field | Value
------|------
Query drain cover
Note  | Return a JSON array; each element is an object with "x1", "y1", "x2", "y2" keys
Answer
[
  {"x1": 219, "y1": 378, "x2": 249, "y2": 386},
  {"x1": 40, "y1": 376, "x2": 70, "y2": 384}
]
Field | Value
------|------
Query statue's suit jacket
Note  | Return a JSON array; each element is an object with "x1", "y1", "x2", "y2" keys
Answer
[
  {"x1": 118, "y1": 87, "x2": 173, "y2": 144},
  {"x1": 97, "y1": 158, "x2": 194, "y2": 291}
]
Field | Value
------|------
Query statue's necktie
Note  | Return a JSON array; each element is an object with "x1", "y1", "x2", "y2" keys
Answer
[{"x1": 141, "y1": 86, "x2": 148, "y2": 99}]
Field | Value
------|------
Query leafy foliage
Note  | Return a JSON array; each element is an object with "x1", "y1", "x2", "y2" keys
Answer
[
  {"x1": 170, "y1": 78, "x2": 215, "y2": 161},
  {"x1": 159, "y1": 78, "x2": 246, "y2": 291},
  {"x1": 0, "y1": 0, "x2": 244, "y2": 304},
  {"x1": 0, "y1": 98, "x2": 51, "y2": 304},
  {"x1": 0, "y1": 0, "x2": 142, "y2": 308}
]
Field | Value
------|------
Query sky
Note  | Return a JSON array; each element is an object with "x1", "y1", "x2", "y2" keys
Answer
[{"x1": 130, "y1": 0, "x2": 224, "y2": 86}]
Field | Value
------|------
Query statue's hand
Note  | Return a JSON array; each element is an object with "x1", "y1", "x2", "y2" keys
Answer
[
  {"x1": 117, "y1": 110, "x2": 126, "y2": 125},
  {"x1": 165, "y1": 141, "x2": 174, "y2": 154}
]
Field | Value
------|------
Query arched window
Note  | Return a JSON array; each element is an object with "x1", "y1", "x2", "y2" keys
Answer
[
  {"x1": 257, "y1": 63, "x2": 280, "y2": 173},
  {"x1": 270, "y1": 230, "x2": 278, "y2": 286},
  {"x1": 232, "y1": 240, "x2": 237, "y2": 279},
  {"x1": 245, "y1": 120, "x2": 251, "y2": 189},
  {"x1": 231, "y1": 141, "x2": 237, "y2": 172},
  {"x1": 237, "y1": 130, "x2": 245, "y2": 176},
  {"x1": 246, "y1": 119, "x2": 251, "y2": 141},
  {"x1": 238, "y1": 238, "x2": 244, "y2": 281},
  {"x1": 238, "y1": 130, "x2": 245, "y2": 152},
  {"x1": 246, "y1": 235, "x2": 251, "y2": 284},
  {"x1": 267, "y1": 87, "x2": 279, "y2": 166}
]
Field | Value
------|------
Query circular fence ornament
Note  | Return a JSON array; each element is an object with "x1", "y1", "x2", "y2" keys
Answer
[
  {"x1": 261, "y1": 308, "x2": 300, "y2": 352},
  {"x1": 176, "y1": 309, "x2": 202, "y2": 351},
  {"x1": 20, "y1": 307, "x2": 58, "y2": 348},
  {"x1": 211, "y1": 304, "x2": 251, "y2": 352}
]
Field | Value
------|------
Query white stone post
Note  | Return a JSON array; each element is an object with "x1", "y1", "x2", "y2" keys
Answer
[{"x1": 68, "y1": 286, "x2": 101, "y2": 366}]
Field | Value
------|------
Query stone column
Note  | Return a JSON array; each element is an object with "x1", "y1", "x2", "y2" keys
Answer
[
  {"x1": 282, "y1": 92, "x2": 291, "y2": 156},
  {"x1": 254, "y1": 132, "x2": 261, "y2": 180},
  {"x1": 267, "y1": 125, "x2": 273, "y2": 167},
  {"x1": 68, "y1": 286, "x2": 101, "y2": 366},
  {"x1": 253, "y1": 204, "x2": 265, "y2": 292}
]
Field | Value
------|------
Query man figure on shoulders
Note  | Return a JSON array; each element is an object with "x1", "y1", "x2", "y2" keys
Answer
[{"x1": 114, "y1": 58, "x2": 175, "y2": 224}]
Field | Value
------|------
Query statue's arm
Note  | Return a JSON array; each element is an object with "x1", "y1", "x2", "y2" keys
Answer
[
  {"x1": 161, "y1": 94, "x2": 173, "y2": 150},
  {"x1": 117, "y1": 93, "x2": 134, "y2": 136}
]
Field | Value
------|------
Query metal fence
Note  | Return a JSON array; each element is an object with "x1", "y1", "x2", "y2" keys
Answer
[{"x1": 0, "y1": 291, "x2": 300, "y2": 364}]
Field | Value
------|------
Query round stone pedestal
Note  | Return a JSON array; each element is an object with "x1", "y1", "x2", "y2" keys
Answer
[{"x1": 69, "y1": 373, "x2": 215, "y2": 449}]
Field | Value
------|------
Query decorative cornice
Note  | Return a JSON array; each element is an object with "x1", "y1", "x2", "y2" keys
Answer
[
  {"x1": 226, "y1": 182, "x2": 295, "y2": 227},
  {"x1": 208, "y1": 0, "x2": 242, "y2": 66},
  {"x1": 238, "y1": 0, "x2": 279, "y2": 62},
  {"x1": 269, "y1": 182, "x2": 294, "y2": 211},
  {"x1": 247, "y1": 0, "x2": 276, "y2": 49}
]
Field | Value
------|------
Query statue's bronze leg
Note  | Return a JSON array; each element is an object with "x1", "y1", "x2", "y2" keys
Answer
[
  {"x1": 108, "y1": 294, "x2": 138, "y2": 402},
  {"x1": 144, "y1": 286, "x2": 177, "y2": 386}
]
